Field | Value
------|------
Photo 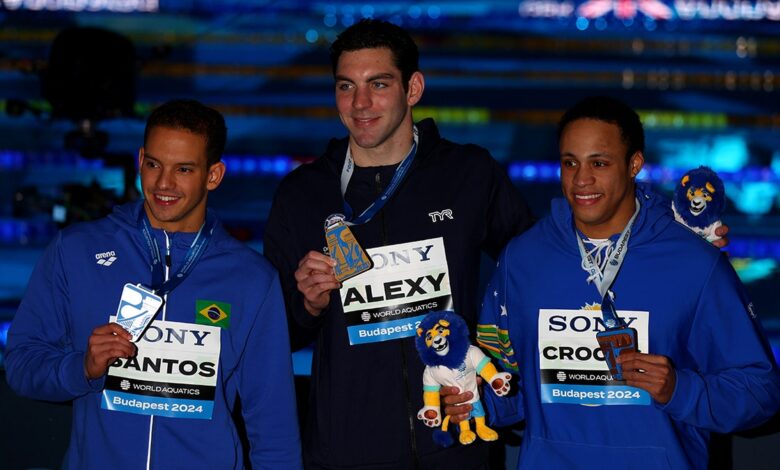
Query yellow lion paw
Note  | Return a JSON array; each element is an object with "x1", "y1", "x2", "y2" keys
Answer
[
  {"x1": 459, "y1": 429, "x2": 477, "y2": 445},
  {"x1": 476, "y1": 425, "x2": 498, "y2": 442}
]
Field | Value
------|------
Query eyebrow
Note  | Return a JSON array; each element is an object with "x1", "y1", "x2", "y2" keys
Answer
[
  {"x1": 335, "y1": 72, "x2": 396, "y2": 83},
  {"x1": 143, "y1": 154, "x2": 198, "y2": 166},
  {"x1": 560, "y1": 152, "x2": 611, "y2": 159}
]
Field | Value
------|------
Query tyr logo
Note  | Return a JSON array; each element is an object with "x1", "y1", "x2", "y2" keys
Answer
[{"x1": 428, "y1": 209, "x2": 454, "y2": 223}]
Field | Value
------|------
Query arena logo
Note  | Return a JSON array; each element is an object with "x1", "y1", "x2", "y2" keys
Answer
[{"x1": 518, "y1": 0, "x2": 780, "y2": 21}]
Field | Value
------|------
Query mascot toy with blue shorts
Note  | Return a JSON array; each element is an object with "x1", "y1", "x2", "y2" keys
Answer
[
  {"x1": 671, "y1": 166, "x2": 725, "y2": 243},
  {"x1": 415, "y1": 311, "x2": 511, "y2": 447}
]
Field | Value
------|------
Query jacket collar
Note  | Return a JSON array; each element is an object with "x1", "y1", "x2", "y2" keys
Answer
[
  {"x1": 549, "y1": 182, "x2": 674, "y2": 251},
  {"x1": 321, "y1": 118, "x2": 440, "y2": 174}
]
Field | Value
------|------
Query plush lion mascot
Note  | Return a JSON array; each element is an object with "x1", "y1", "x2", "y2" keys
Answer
[
  {"x1": 415, "y1": 311, "x2": 511, "y2": 447},
  {"x1": 671, "y1": 166, "x2": 725, "y2": 242}
]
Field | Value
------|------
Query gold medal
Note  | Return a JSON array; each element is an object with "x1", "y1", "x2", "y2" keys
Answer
[{"x1": 325, "y1": 214, "x2": 373, "y2": 282}]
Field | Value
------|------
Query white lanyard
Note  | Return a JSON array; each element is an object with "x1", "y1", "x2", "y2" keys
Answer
[
  {"x1": 338, "y1": 127, "x2": 419, "y2": 226},
  {"x1": 576, "y1": 199, "x2": 640, "y2": 299}
]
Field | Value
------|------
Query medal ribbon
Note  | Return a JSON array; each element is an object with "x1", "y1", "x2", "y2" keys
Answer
[
  {"x1": 576, "y1": 199, "x2": 640, "y2": 328},
  {"x1": 138, "y1": 209, "x2": 215, "y2": 297},
  {"x1": 338, "y1": 127, "x2": 419, "y2": 226}
]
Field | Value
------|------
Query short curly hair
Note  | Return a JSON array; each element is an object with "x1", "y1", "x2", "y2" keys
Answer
[
  {"x1": 329, "y1": 19, "x2": 419, "y2": 92},
  {"x1": 557, "y1": 96, "x2": 644, "y2": 161},
  {"x1": 144, "y1": 99, "x2": 227, "y2": 166}
]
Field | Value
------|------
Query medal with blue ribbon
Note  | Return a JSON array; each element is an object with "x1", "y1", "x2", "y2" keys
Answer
[
  {"x1": 576, "y1": 199, "x2": 640, "y2": 380},
  {"x1": 325, "y1": 127, "x2": 419, "y2": 281},
  {"x1": 115, "y1": 209, "x2": 216, "y2": 342},
  {"x1": 325, "y1": 213, "x2": 373, "y2": 282}
]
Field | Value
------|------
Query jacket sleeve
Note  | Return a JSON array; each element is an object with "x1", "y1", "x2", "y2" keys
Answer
[
  {"x1": 658, "y1": 254, "x2": 780, "y2": 433},
  {"x1": 5, "y1": 232, "x2": 105, "y2": 401},
  {"x1": 264, "y1": 184, "x2": 325, "y2": 350},
  {"x1": 481, "y1": 157, "x2": 535, "y2": 260},
  {"x1": 239, "y1": 274, "x2": 303, "y2": 469},
  {"x1": 477, "y1": 249, "x2": 525, "y2": 427}
]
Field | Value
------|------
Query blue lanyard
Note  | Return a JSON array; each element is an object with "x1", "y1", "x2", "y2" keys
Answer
[
  {"x1": 339, "y1": 128, "x2": 419, "y2": 226},
  {"x1": 138, "y1": 210, "x2": 215, "y2": 297},
  {"x1": 576, "y1": 199, "x2": 640, "y2": 328}
]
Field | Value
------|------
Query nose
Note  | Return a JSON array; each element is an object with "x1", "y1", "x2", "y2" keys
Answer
[
  {"x1": 573, "y1": 165, "x2": 594, "y2": 187},
  {"x1": 352, "y1": 85, "x2": 371, "y2": 110},
  {"x1": 156, "y1": 167, "x2": 175, "y2": 190}
]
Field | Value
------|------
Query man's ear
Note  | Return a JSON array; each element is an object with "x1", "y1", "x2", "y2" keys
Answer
[
  {"x1": 206, "y1": 161, "x2": 226, "y2": 190},
  {"x1": 629, "y1": 151, "x2": 644, "y2": 178},
  {"x1": 407, "y1": 71, "x2": 425, "y2": 107}
]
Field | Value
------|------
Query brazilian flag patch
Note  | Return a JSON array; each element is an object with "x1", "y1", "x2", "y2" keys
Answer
[{"x1": 196, "y1": 300, "x2": 231, "y2": 328}]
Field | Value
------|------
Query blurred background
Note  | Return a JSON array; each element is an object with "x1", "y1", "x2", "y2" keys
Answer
[{"x1": 0, "y1": 1, "x2": 778, "y2": 469}]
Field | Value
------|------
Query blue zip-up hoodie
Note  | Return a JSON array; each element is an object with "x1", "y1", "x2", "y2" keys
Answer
[
  {"x1": 479, "y1": 184, "x2": 780, "y2": 469},
  {"x1": 6, "y1": 201, "x2": 302, "y2": 469}
]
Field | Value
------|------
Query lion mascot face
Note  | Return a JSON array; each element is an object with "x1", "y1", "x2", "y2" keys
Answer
[
  {"x1": 672, "y1": 166, "x2": 724, "y2": 228},
  {"x1": 671, "y1": 166, "x2": 725, "y2": 242},
  {"x1": 415, "y1": 311, "x2": 469, "y2": 369}
]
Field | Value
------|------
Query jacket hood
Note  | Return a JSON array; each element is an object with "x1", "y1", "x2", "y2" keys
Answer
[
  {"x1": 546, "y1": 182, "x2": 674, "y2": 252},
  {"x1": 106, "y1": 201, "x2": 226, "y2": 248},
  {"x1": 320, "y1": 118, "x2": 441, "y2": 174},
  {"x1": 107, "y1": 200, "x2": 145, "y2": 232}
]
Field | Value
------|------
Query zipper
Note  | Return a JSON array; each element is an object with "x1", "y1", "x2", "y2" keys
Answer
[
  {"x1": 376, "y1": 171, "x2": 419, "y2": 468},
  {"x1": 145, "y1": 231, "x2": 172, "y2": 469}
]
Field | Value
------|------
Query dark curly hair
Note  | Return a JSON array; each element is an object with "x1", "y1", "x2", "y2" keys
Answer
[
  {"x1": 557, "y1": 96, "x2": 644, "y2": 161},
  {"x1": 329, "y1": 19, "x2": 419, "y2": 92},
  {"x1": 144, "y1": 99, "x2": 227, "y2": 166}
]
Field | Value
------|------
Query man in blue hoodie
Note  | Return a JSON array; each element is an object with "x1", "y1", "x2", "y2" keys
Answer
[
  {"x1": 6, "y1": 99, "x2": 302, "y2": 469},
  {"x1": 460, "y1": 96, "x2": 780, "y2": 468}
]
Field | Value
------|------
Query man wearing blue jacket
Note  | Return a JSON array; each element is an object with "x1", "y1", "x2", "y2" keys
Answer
[
  {"x1": 6, "y1": 99, "x2": 302, "y2": 469},
  {"x1": 470, "y1": 96, "x2": 780, "y2": 468}
]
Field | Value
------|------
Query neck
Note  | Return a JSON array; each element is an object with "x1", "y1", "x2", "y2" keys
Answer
[
  {"x1": 350, "y1": 125, "x2": 415, "y2": 168},
  {"x1": 143, "y1": 204, "x2": 205, "y2": 234},
  {"x1": 577, "y1": 197, "x2": 637, "y2": 239}
]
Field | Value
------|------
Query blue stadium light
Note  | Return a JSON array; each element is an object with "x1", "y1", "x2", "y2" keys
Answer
[
  {"x1": 220, "y1": 154, "x2": 295, "y2": 176},
  {"x1": 539, "y1": 164, "x2": 558, "y2": 180},
  {"x1": 0, "y1": 219, "x2": 56, "y2": 246},
  {"x1": 507, "y1": 162, "x2": 560, "y2": 182},
  {"x1": 0, "y1": 222, "x2": 15, "y2": 242},
  {"x1": 274, "y1": 156, "x2": 290, "y2": 175},
  {"x1": 0, "y1": 150, "x2": 24, "y2": 169},
  {"x1": 242, "y1": 158, "x2": 258, "y2": 174},
  {"x1": 0, "y1": 150, "x2": 106, "y2": 169},
  {"x1": 305, "y1": 29, "x2": 319, "y2": 43},
  {"x1": 0, "y1": 320, "x2": 10, "y2": 359}
]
